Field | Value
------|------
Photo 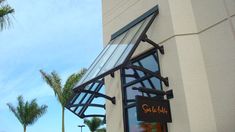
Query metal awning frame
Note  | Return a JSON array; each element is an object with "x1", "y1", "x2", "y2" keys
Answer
[
  {"x1": 73, "y1": 5, "x2": 160, "y2": 91},
  {"x1": 66, "y1": 5, "x2": 171, "y2": 120}
]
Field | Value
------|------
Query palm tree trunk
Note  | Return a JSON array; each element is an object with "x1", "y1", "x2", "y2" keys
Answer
[
  {"x1": 23, "y1": 125, "x2": 26, "y2": 132},
  {"x1": 62, "y1": 106, "x2": 65, "y2": 132}
]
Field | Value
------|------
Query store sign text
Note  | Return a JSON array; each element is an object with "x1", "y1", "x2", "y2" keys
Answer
[{"x1": 136, "y1": 96, "x2": 172, "y2": 123}]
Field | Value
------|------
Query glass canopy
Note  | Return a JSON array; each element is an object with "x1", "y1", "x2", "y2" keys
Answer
[
  {"x1": 67, "y1": 79, "x2": 106, "y2": 118},
  {"x1": 74, "y1": 11, "x2": 157, "y2": 91},
  {"x1": 66, "y1": 5, "x2": 159, "y2": 119}
]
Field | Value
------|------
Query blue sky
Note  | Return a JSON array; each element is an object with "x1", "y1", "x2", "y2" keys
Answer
[{"x1": 0, "y1": 0, "x2": 103, "y2": 131}]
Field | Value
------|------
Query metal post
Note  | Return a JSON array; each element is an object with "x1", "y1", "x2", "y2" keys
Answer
[{"x1": 78, "y1": 125, "x2": 85, "y2": 132}]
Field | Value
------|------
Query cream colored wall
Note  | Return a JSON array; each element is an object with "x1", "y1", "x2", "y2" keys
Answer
[
  {"x1": 102, "y1": 0, "x2": 235, "y2": 132},
  {"x1": 191, "y1": 0, "x2": 235, "y2": 131},
  {"x1": 199, "y1": 21, "x2": 235, "y2": 132},
  {"x1": 104, "y1": 71, "x2": 124, "y2": 132},
  {"x1": 159, "y1": 37, "x2": 191, "y2": 132},
  {"x1": 175, "y1": 35, "x2": 217, "y2": 132}
]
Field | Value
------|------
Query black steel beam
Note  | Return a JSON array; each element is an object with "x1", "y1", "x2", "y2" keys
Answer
[
  {"x1": 78, "y1": 81, "x2": 104, "y2": 117},
  {"x1": 123, "y1": 8, "x2": 158, "y2": 67},
  {"x1": 125, "y1": 103, "x2": 136, "y2": 108},
  {"x1": 142, "y1": 34, "x2": 164, "y2": 54},
  {"x1": 132, "y1": 87, "x2": 165, "y2": 95},
  {"x1": 132, "y1": 87, "x2": 174, "y2": 99},
  {"x1": 72, "y1": 82, "x2": 97, "y2": 113},
  {"x1": 81, "y1": 90, "x2": 116, "y2": 104},
  {"x1": 111, "y1": 5, "x2": 159, "y2": 40},
  {"x1": 125, "y1": 65, "x2": 169, "y2": 86},
  {"x1": 123, "y1": 73, "x2": 153, "y2": 88},
  {"x1": 83, "y1": 114, "x2": 105, "y2": 118},
  {"x1": 69, "y1": 104, "x2": 105, "y2": 109}
]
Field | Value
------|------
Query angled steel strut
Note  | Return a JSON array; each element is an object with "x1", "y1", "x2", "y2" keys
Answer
[
  {"x1": 124, "y1": 64, "x2": 169, "y2": 86},
  {"x1": 80, "y1": 89, "x2": 116, "y2": 104},
  {"x1": 142, "y1": 34, "x2": 164, "y2": 54},
  {"x1": 132, "y1": 87, "x2": 174, "y2": 99}
]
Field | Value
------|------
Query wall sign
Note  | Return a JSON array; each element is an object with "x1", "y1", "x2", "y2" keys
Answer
[{"x1": 136, "y1": 96, "x2": 172, "y2": 123}]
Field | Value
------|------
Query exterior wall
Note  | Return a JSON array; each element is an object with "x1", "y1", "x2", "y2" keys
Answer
[
  {"x1": 191, "y1": 0, "x2": 235, "y2": 131},
  {"x1": 102, "y1": 0, "x2": 235, "y2": 132},
  {"x1": 104, "y1": 71, "x2": 124, "y2": 132}
]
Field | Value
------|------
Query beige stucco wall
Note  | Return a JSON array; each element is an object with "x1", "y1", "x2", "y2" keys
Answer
[
  {"x1": 104, "y1": 71, "x2": 124, "y2": 132},
  {"x1": 190, "y1": 0, "x2": 235, "y2": 131},
  {"x1": 102, "y1": 0, "x2": 235, "y2": 132}
]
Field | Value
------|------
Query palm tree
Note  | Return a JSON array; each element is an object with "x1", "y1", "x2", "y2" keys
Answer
[
  {"x1": 7, "y1": 96, "x2": 47, "y2": 132},
  {"x1": 0, "y1": 0, "x2": 14, "y2": 31},
  {"x1": 40, "y1": 68, "x2": 86, "y2": 132},
  {"x1": 84, "y1": 117, "x2": 106, "y2": 132}
]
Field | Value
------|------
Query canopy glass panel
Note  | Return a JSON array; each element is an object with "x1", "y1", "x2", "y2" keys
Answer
[
  {"x1": 66, "y1": 5, "x2": 159, "y2": 119},
  {"x1": 74, "y1": 12, "x2": 156, "y2": 90}
]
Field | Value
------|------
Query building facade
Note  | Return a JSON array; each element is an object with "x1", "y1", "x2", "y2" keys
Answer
[{"x1": 102, "y1": 0, "x2": 235, "y2": 132}]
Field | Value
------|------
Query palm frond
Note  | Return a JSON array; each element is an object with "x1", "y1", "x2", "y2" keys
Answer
[
  {"x1": 40, "y1": 70, "x2": 63, "y2": 103},
  {"x1": 0, "y1": 5, "x2": 14, "y2": 17},
  {"x1": 62, "y1": 68, "x2": 87, "y2": 106},
  {"x1": 50, "y1": 71, "x2": 63, "y2": 103},
  {"x1": 40, "y1": 70, "x2": 55, "y2": 91},
  {"x1": 84, "y1": 117, "x2": 103, "y2": 132},
  {"x1": 16, "y1": 96, "x2": 27, "y2": 125},
  {"x1": 7, "y1": 96, "x2": 47, "y2": 129},
  {"x1": 51, "y1": 71, "x2": 62, "y2": 90},
  {"x1": 84, "y1": 119, "x2": 92, "y2": 130},
  {"x1": 64, "y1": 68, "x2": 87, "y2": 91},
  {"x1": 0, "y1": 0, "x2": 14, "y2": 31},
  {"x1": 6, "y1": 103, "x2": 23, "y2": 125},
  {"x1": 27, "y1": 98, "x2": 47, "y2": 125}
]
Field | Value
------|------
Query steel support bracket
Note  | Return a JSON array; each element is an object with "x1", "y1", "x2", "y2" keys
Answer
[
  {"x1": 81, "y1": 90, "x2": 116, "y2": 104},
  {"x1": 142, "y1": 34, "x2": 164, "y2": 54},
  {"x1": 132, "y1": 87, "x2": 174, "y2": 99}
]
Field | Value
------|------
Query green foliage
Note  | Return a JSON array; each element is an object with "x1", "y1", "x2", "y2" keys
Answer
[
  {"x1": 40, "y1": 68, "x2": 87, "y2": 107},
  {"x1": 40, "y1": 68, "x2": 87, "y2": 132},
  {"x1": 7, "y1": 96, "x2": 47, "y2": 132},
  {"x1": 84, "y1": 117, "x2": 106, "y2": 132},
  {"x1": 0, "y1": 0, "x2": 14, "y2": 31}
]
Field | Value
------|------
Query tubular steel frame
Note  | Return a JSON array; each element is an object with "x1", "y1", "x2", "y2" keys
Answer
[
  {"x1": 66, "y1": 79, "x2": 107, "y2": 119},
  {"x1": 66, "y1": 5, "x2": 171, "y2": 131},
  {"x1": 73, "y1": 5, "x2": 159, "y2": 91},
  {"x1": 120, "y1": 48, "x2": 168, "y2": 132}
]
